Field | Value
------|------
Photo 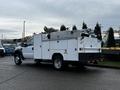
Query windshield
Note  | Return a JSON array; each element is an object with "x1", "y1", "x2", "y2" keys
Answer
[{"x1": 3, "y1": 44, "x2": 16, "y2": 49}]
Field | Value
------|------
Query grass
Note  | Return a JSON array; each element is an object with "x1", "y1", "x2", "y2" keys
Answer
[{"x1": 98, "y1": 60, "x2": 120, "y2": 67}]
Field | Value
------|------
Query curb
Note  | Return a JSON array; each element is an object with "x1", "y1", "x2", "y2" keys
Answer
[{"x1": 86, "y1": 64, "x2": 120, "y2": 69}]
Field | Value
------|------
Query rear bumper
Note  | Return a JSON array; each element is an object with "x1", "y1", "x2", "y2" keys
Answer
[{"x1": 79, "y1": 53, "x2": 101, "y2": 63}]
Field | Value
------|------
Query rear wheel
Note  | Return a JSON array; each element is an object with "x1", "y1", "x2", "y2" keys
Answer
[
  {"x1": 14, "y1": 54, "x2": 22, "y2": 65},
  {"x1": 53, "y1": 55, "x2": 63, "y2": 70}
]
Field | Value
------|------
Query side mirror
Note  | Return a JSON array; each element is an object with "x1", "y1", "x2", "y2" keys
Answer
[{"x1": 21, "y1": 43, "x2": 28, "y2": 47}]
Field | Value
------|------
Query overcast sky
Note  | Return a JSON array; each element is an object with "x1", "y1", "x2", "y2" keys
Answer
[{"x1": 0, "y1": 0, "x2": 120, "y2": 39}]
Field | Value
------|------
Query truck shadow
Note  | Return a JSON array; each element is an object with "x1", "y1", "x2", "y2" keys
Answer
[{"x1": 15, "y1": 62, "x2": 102, "y2": 74}]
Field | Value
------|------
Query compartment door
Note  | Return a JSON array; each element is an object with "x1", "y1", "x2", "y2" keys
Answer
[{"x1": 34, "y1": 34, "x2": 42, "y2": 59}]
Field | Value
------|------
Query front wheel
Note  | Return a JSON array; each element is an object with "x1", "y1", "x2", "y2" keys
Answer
[
  {"x1": 14, "y1": 54, "x2": 22, "y2": 65},
  {"x1": 53, "y1": 56, "x2": 63, "y2": 70}
]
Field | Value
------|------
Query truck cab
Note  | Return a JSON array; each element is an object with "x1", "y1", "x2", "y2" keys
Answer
[{"x1": 14, "y1": 37, "x2": 34, "y2": 65}]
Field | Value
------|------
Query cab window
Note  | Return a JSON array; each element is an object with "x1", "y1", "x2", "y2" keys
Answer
[{"x1": 26, "y1": 38, "x2": 33, "y2": 46}]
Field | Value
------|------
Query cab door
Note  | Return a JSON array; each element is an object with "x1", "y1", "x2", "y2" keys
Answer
[
  {"x1": 22, "y1": 45, "x2": 34, "y2": 59},
  {"x1": 22, "y1": 37, "x2": 34, "y2": 59}
]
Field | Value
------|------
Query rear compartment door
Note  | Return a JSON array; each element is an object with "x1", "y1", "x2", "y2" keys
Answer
[{"x1": 34, "y1": 34, "x2": 42, "y2": 59}]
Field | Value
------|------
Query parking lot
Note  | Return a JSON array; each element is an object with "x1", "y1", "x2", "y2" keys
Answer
[{"x1": 0, "y1": 56, "x2": 120, "y2": 90}]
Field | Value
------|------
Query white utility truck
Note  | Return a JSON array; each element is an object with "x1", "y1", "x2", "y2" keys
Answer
[{"x1": 14, "y1": 29, "x2": 101, "y2": 70}]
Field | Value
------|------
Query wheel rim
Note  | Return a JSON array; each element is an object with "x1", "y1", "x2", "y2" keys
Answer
[
  {"x1": 54, "y1": 59, "x2": 62, "y2": 69},
  {"x1": 15, "y1": 56, "x2": 20, "y2": 63}
]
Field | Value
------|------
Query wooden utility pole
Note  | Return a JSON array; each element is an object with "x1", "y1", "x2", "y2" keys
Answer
[
  {"x1": 22, "y1": 21, "x2": 26, "y2": 42},
  {"x1": 22, "y1": 21, "x2": 25, "y2": 38},
  {"x1": 1, "y1": 34, "x2": 3, "y2": 40}
]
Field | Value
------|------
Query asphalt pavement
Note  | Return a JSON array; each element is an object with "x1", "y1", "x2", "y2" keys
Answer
[{"x1": 0, "y1": 56, "x2": 120, "y2": 90}]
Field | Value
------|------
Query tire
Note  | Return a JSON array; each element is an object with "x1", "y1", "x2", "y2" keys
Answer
[
  {"x1": 0, "y1": 50, "x2": 4, "y2": 57},
  {"x1": 53, "y1": 55, "x2": 63, "y2": 70},
  {"x1": 14, "y1": 53, "x2": 22, "y2": 65},
  {"x1": 1, "y1": 53, "x2": 4, "y2": 57}
]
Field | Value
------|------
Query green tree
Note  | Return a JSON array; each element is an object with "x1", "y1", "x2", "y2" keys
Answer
[
  {"x1": 82, "y1": 22, "x2": 88, "y2": 29},
  {"x1": 60, "y1": 25, "x2": 66, "y2": 31},
  {"x1": 94, "y1": 23, "x2": 102, "y2": 40},
  {"x1": 106, "y1": 27, "x2": 116, "y2": 47},
  {"x1": 44, "y1": 26, "x2": 49, "y2": 33},
  {"x1": 72, "y1": 25, "x2": 77, "y2": 30}
]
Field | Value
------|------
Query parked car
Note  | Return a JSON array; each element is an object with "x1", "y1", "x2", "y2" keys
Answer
[
  {"x1": 0, "y1": 45, "x2": 5, "y2": 57},
  {"x1": 3, "y1": 44, "x2": 15, "y2": 55}
]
